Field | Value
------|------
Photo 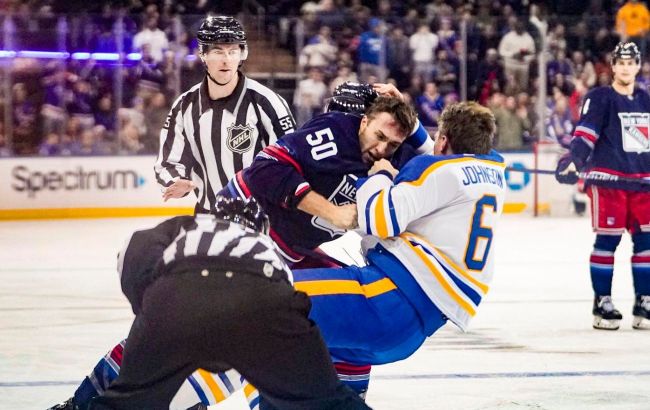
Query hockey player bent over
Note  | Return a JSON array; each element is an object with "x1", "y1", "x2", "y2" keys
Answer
[{"x1": 555, "y1": 41, "x2": 650, "y2": 330}]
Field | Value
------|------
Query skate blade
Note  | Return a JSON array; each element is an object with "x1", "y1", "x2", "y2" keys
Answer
[
  {"x1": 632, "y1": 316, "x2": 650, "y2": 330},
  {"x1": 593, "y1": 317, "x2": 620, "y2": 330}
]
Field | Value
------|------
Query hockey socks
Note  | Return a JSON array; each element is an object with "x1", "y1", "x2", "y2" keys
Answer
[{"x1": 334, "y1": 362, "x2": 371, "y2": 399}]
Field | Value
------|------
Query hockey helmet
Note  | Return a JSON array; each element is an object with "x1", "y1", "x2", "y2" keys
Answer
[
  {"x1": 612, "y1": 41, "x2": 641, "y2": 65},
  {"x1": 197, "y1": 16, "x2": 248, "y2": 60},
  {"x1": 212, "y1": 195, "x2": 269, "y2": 234},
  {"x1": 326, "y1": 82, "x2": 378, "y2": 115}
]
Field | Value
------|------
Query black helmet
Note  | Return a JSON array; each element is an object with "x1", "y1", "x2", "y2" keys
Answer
[
  {"x1": 197, "y1": 16, "x2": 248, "y2": 60},
  {"x1": 325, "y1": 82, "x2": 378, "y2": 115},
  {"x1": 612, "y1": 41, "x2": 641, "y2": 64},
  {"x1": 212, "y1": 195, "x2": 269, "y2": 234}
]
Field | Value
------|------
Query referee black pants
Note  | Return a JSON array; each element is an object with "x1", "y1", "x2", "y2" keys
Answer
[{"x1": 89, "y1": 268, "x2": 369, "y2": 410}]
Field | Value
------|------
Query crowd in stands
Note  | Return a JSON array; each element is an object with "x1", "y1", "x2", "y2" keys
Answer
[{"x1": 0, "y1": 0, "x2": 648, "y2": 157}]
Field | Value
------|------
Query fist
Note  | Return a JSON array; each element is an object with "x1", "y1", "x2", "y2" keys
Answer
[
  {"x1": 555, "y1": 154, "x2": 579, "y2": 185},
  {"x1": 369, "y1": 159, "x2": 398, "y2": 178}
]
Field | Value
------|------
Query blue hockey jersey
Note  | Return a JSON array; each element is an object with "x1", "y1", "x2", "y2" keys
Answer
[
  {"x1": 221, "y1": 112, "x2": 370, "y2": 262},
  {"x1": 571, "y1": 86, "x2": 650, "y2": 191}
]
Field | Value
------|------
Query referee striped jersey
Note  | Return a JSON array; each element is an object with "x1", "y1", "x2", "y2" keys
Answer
[
  {"x1": 155, "y1": 72, "x2": 296, "y2": 212},
  {"x1": 118, "y1": 215, "x2": 292, "y2": 313}
]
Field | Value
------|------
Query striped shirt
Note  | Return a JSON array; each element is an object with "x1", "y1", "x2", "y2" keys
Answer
[
  {"x1": 155, "y1": 72, "x2": 296, "y2": 212},
  {"x1": 118, "y1": 215, "x2": 292, "y2": 313}
]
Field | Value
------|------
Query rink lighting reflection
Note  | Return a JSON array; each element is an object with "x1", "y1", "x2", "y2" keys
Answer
[{"x1": 0, "y1": 50, "x2": 146, "y2": 61}]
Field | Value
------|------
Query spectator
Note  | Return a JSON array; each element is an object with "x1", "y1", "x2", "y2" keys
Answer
[
  {"x1": 436, "y1": 17, "x2": 457, "y2": 52},
  {"x1": 416, "y1": 81, "x2": 444, "y2": 127},
  {"x1": 12, "y1": 82, "x2": 37, "y2": 153},
  {"x1": 0, "y1": 122, "x2": 12, "y2": 157},
  {"x1": 433, "y1": 48, "x2": 458, "y2": 95},
  {"x1": 293, "y1": 67, "x2": 328, "y2": 126},
  {"x1": 637, "y1": 61, "x2": 650, "y2": 89},
  {"x1": 117, "y1": 121, "x2": 145, "y2": 155},
  {"x1": 40, "y1": 66, "x2": 68, "y2": 137},
  {"x1": 492, "y1": 94, "x2": 530, "y2": 150},
  {"x1": 134, "y1": 44, "x2": 165, "y2": 100},
  {"x1": 545, "y1": 95, "x2": 574, "y2": 145},
  {"x1": 38, "y1": 133, "x2": 60, "y2": 156},
  {"x1": 570, "y1": 50, "x2": 597, "y2": 88},
  {"x1": 73, "y1": 128, "x2": 106, "y2": 156},
  {"x1": 498, "y1": 20, "x2": 536, "y2": 94},
  {"x1": 357, "y1": 18, "x2": 387, "y2": 82},
  {"x1": 568, "y1": 79, "x2": 588, "y2": 123},
  {"x1": 299, "y1": 25, "x2": 338, "y2": 74},
  {"x1": 474, "y1": 48, "x2": 505, "y2": 104},
  {"x1": 143, "y1": 92, "x2": 168, "y2": 154},
  {"x1": 386, "y1": 26, "x2": 411, "y2": 89},
  {"x1": 409, "y1": 23, "x2": 439, "y2": 83},
  {"x1": 133, "y1": 14, "x2": 169, "y2": 63},
  {"x1": 94, "y1": 95, "x2": 116, "y2": 133},
  {"x1": 616, "y1": 0, "x2": 650, "y2": 50},
  {"x1": 329, "y1": 64, "x2": 358, "y2": 94},
  {"x1": 68, "y1": 80, "x2": 96, "y2": 131}
]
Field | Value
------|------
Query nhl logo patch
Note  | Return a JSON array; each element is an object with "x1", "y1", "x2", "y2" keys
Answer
[
  {"x1": 618, "y1": 113, "x2": 650, "y2": 152},
  {"x1": 227, "y1": 124, "x2": 254, "y2": 154}
]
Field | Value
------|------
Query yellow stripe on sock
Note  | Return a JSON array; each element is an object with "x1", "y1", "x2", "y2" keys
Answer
[
  {"x1": 294, "y1": 278, "x2": 396, "y2": 298},
  {"x1": 197, "y1": 369, "x2": 226, "y2": 402}
]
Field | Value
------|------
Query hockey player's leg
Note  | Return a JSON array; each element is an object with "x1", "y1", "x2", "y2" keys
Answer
[
  {"x1": 333, "y1": 363, "x2": 371, "y2": 399},
  {"x1": 631, "y1": 231, "x2": 650, "y2": 329},
  {"x1": 590, "y1": 234, "x2": 623, "y2": 329}
]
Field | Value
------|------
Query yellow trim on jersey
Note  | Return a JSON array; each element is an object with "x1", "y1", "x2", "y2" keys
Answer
[
  {"x1": 294, "y1": 278, "x2": 396, "y2": 298},
  {"x1": 405, "y1": 157, "x2": 505, "y2": 187},
  {"x1": 197, "y1": 369, "x2": 226, "y2": 402},
  {"x1": 374, "y1": 190, "x2": 388, "y2": 238},
  {"x1": 400, "y1": 236, "x2": 476, "y2": 316},
  {"x1": 404, "y1": 232, "x2": 490, "y2": 294},
  {"x1": 0, "y1": 207, "x2": 194, "y2": 220},
  {"x1": 243, "y1": 382, "x2": 258, "y2": 398}
]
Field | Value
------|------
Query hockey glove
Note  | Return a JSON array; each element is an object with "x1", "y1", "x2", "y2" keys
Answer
[{"x1": 555, "y1": 153, "x2": 580, "y2": 185}]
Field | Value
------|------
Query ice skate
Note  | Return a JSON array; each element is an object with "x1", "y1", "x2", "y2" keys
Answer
[
  {"x1": 46, "y1": 398, "x2": 77, "y2": 410},
  {"x1": 632, "y1": 295, "x2": 650, "y2": 330},
  {"x1": 592, "y1": 296, "x2": 622, "y2": 330}
]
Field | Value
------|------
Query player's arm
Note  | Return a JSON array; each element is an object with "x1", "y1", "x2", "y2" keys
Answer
[
  {"x1": 154, "y1": 96, "x2": 196, "y2": 199},
  {"x1": 356, "y1": 157, "x2": 440, "y2": 239},
  {"x1": 118, "y1": 216, "x2": 193, "y2": 314},
  {"x1": 555, "y1": 89, "x2": 606, "y2": 184}
]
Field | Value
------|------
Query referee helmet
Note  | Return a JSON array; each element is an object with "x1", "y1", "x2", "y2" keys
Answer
[
  {"x1": 197, "y1": 16, "x2": 248, "y2": 61},
  {"x1": 213, "y1": 196, "x2": 270, "y2": 235}
]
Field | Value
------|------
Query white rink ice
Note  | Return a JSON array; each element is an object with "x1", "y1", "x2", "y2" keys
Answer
[{"x1": 1, "y1": 214, "x2": 649, "y2": 410}]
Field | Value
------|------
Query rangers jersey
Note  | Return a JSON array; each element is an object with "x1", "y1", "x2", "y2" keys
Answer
[
  {"x1": 357, "y1": 151, "x2": 506, "y2": 330},
  {"x1": 571, "y1": 86, "x2": 650, "y2": 191}
]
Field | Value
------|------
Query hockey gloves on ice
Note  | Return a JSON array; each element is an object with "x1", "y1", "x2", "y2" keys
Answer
[{"x1": 555, "y1": 153, "x2": 580, "y2": 185}]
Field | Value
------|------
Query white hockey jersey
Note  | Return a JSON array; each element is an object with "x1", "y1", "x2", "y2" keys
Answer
[{"x1": 357, "y1": 151, "x2": 506, "y2": 330}]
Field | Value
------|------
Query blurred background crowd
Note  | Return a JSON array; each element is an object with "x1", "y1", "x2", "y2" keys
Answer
[{"x1": 0, "y1": 0, "x2": 647, "y2": 157}]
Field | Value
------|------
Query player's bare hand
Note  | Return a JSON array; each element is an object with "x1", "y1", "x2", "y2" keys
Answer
[
  {"x1": 329, "y1": 204, "x2": 358, "y2": 230},
  {"x1": 372, "y1": 83, "x2": 404, "y2": 101},
  {"x1": 163, "y1": 179, "x2": 195, "y2": 201},
  {"x1": 369, "y1": 159, "x2": 398, "y2": 178}
]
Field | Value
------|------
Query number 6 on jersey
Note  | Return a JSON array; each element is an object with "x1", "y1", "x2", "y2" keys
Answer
[{"x1": 464, "y1": 195, "x2": 498, "y2": 271}]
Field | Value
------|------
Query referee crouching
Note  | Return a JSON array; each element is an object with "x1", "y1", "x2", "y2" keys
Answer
[{"x1": 89, "y1": 196, "x2": 369, "y2": 410}]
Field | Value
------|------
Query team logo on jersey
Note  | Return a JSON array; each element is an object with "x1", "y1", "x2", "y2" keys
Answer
[
  {"x1": 227, "y1": 124, "x2": 255, "y2": 154},
  {"x1": 618, "y1": 113, "x2": 650, "y2": 152},
  {"x1": 311, "y1": 174, "x2": 358, "y2": 238}
]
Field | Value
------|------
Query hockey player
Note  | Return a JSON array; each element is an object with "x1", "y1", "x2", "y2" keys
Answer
[
  {"x1": 221, "y1": 84, "x2": 427, "y2": 266},
  {"x1": 155, "y1": 15, "x2": 296, "y2": 213},
  {"x1": 48, "y1": 83, "x2": 431, "y2": 410},
  {"x1": 289, "y1": 100, "x2": 505, "y2": 378},
  {"x1": 87, "y1": 197, "x2": 368, "y2": 410},
  {"x1": 555, "y1": 41, "x2": 650, "y2": 330}
]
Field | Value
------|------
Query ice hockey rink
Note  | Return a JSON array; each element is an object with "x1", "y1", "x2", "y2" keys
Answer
[{"x1": 1, "y1": 214, "x2": 649, "y2": 410}]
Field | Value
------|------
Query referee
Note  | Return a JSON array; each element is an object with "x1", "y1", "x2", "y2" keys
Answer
[
  {"x1": 155, "y1": 16, "x2": 296, "y2": 213},
  {"x1": 90, "y1": 197, "x2": 370, "y2": 410}
]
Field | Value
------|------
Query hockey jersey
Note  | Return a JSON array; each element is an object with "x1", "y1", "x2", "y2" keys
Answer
[
  {"x1": 571, "y1": 86, "x2": 650, "y2": 191},
  {"x1": 220, "y1": 111, "x2": 430, "y2": 262},
  {"x1": 357, "y1": 151, "x2": 506, "y2": 330}
]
